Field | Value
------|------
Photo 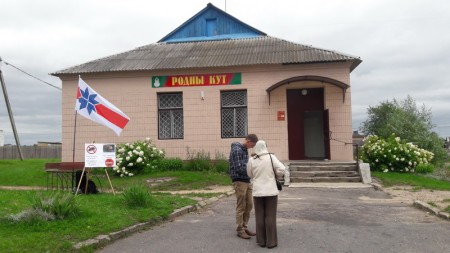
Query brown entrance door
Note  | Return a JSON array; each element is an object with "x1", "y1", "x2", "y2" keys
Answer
[{"x1": 287, "y1": 88, "x2": 329, "y2": 160}]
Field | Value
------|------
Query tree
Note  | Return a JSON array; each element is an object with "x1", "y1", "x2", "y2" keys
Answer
[{"x1": 360, "y1": 95, "x2": 447, "y2": 166}]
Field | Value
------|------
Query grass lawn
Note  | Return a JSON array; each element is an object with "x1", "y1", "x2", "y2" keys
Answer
[
  {"x1": 0, "y1": 159, "x2": 59, "y2": 186},
  {"x1": 372, "y1": 171, "x2": 450, "y2": 191},
  {"x1": 0, "y1": 159, "x2": 231, "y2": 191},
  {"x1": 0, "y1": 190, "x2": 196, "y2": 253},
  {"x1": 0, "y1": 159, "x2": 232, "y2": 252}
]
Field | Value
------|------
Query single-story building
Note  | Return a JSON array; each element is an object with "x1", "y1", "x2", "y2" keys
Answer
[{"x1": 52, "y1": 3, "x2": 361, "y2": 162}]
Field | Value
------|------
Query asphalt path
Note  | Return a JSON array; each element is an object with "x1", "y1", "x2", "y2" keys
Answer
[{"x1": 97, "y1": 187, "x2": 450, "y2": 253}]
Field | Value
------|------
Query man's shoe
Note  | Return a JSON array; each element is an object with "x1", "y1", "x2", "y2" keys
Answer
[
  {"x1": 244, "y1": 229, "x2": 256, "y2": 236},
  {"x1": 237, "y1": 230, "x2": 251, "y2": 239}
]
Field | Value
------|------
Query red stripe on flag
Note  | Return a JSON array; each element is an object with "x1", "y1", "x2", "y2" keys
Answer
[
  {"x1": 95, "y1": 104, "x2": 129, "y2": 129},
  {"x1": 76, "y1": 87, "x2": 81, "y2": 99}
]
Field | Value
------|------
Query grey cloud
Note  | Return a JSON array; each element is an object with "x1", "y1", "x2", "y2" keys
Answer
[{"x1": 1, "y1": 0, "x2": 450, "y2": 146}]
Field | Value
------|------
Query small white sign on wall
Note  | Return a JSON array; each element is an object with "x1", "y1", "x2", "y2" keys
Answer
[{"x1": 84, "y1": 143, "x2": 116, "y2": 168}]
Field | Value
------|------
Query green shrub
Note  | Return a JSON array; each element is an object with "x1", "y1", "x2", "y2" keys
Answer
[
  {"x1": 185, "y1": 159, "x2": 212, "y2": 171},
  {"x1": 213, "y1": 152, "x2": 229, "y2": 174},
  {"x1": 415, "y1": 163, "x2": 434, "y2": 174},
  {"x1": 121, "y1": 185, "x2": 151, "y2": 208},
  {"x1": 114, "y1": 137, "x2": 165, "y2": 176},
  {"x1": 360, "y1": 95, "x2": 448, "y2": 166},
  {"x1": 157, "y1": 158, "x2": 184, "y2": 171},
  {"x1": 185, "y1": 148, "x2": 213, "y2": 171},
  {"x1": 31, "y1": 192, "x2": 79, "y2": 220},
  {"x1": 214, "y1": 159, "x2": 229, "y2": 174},
  {"x1": 7, "y1": 208, "x2": 56, "y2": 224},
  {"x1": 360, "y1": 134, "x2": 434, "y2": 173},
  {"x1": 8, "y1": 192, "x2": 79, "y2": 223}
]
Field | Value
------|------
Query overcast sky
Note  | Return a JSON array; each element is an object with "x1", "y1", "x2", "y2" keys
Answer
[{"x1": 1, "y1": 0, "x2": 449, "y2": 145}]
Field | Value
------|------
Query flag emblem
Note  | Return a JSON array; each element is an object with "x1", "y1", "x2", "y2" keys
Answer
[{"x1": 78, "y1": 87, "x2": 99, "y2": 114}]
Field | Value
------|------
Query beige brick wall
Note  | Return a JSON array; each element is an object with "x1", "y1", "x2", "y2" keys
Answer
[{"x1": 61, "y1": 62, "x2": 354, "y2": 162}]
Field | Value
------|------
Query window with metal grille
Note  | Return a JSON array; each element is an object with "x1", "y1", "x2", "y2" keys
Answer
[
  {"x1": 158, "y1": 93, "x2": 184, "y2": 139},
  {"x1": 221, "y1": 90, "x2": 247, "y2": 138}
]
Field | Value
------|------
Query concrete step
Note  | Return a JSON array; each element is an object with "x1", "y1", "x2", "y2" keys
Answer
[
  {"x1": 288, "y1": 182, "x2": 372, "y2": 188},
  {"x1": 290, "y1": 177, "x2": 362, "y2": 183},
  {"x1": 289, "y1": 165, "x2": 357, "y2": 172},
  {"x1": 290, "y1": 171, "x2": 360, "y2": 178},
  {"x1": 289, "y1": 161, "x2": 356, "y2": 166},
  {"x1": 286, "y1": 161, "x2": 361, "y2": 183}
]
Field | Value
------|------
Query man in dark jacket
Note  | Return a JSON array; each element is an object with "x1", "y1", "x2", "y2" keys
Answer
[{"x1": 229, "y1": 134, "x2": 258, "y2": 239}]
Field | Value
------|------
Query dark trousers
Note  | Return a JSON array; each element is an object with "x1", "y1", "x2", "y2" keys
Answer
[{"x1": 253, "y1": 195, "x2": 278, "y2": 247}]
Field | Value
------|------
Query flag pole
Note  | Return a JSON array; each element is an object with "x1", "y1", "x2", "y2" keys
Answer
[
  {"x1": 72, "y1": 76, "x2": 80, "y2": 192},
  {"x1": 72, "y1": 111, "x2": 77, "y2": 163},
  {"x1": 73, "y1": 76, "x2": 80, "y2": 163}
]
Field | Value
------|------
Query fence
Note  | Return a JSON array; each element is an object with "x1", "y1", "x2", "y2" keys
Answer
[{"x1": 0, "y1": 146, "x2": 62, "y2": 159}]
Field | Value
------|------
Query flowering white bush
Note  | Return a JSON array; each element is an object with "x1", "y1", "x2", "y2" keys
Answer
[
  {"x1": 360, "y1": 134, "x2": 434, "y2": 173},
  {"x1": 113, "y1": 137, "x2": 165, "y2": 177}
]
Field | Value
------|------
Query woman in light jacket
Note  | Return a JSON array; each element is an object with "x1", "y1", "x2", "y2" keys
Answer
[{"x1": 247, "y1": 140, "x2": 285, "y2": 249}]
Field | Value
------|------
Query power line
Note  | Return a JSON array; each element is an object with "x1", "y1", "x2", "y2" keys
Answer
[{"x1": 1, "y1": 60, "x2": 62, "y2": 91}]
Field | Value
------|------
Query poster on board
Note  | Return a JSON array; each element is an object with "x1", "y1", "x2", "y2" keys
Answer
[{"x1": 84, "y1": 143, "x2": 116, "y2": 168}]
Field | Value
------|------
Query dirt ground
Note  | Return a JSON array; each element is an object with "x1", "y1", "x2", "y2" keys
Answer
[
  {"x1": 0, "y1": 186, "x2": 46, "y2": 190},
  {"x1": 2, "y1": 182, "x2": 450, "y2": 213},
  {"x1": 161, "y1": 183, "x2": 450, "y2": 213},
  {"x1": 381, "y1": 185, "x2": 450, "y2": 211},
  {"x1": 156, "y1": 185, "x2": 233, "y2": 195},
  {"x1": 194, "y1": 182, "x2": 450, "y2": 211}
]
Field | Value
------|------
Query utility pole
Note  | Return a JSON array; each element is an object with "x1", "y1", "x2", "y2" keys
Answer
[{"x1": 0, "y1": 57, "x2": 24, "y2": 160}]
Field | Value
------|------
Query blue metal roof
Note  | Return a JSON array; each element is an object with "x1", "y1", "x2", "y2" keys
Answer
[{"x1": 158, "y1": 3, "x2": 266, "y2": 43}]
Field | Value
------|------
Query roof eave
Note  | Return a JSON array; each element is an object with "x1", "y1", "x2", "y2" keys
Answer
[{"x1": 349, "y1": 58, "x2": 362, "y2": 72}]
